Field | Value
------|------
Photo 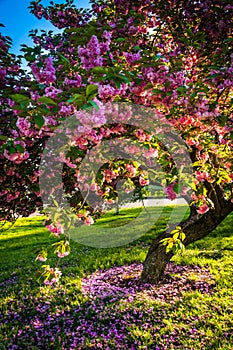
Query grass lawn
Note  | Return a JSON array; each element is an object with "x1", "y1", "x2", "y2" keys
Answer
[{"x1": 0, "y1": 206, "x2": 232, "y2": 349}]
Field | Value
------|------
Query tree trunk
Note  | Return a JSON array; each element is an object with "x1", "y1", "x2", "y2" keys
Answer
[
  {"x1": 140, "y1": 200, "x2": 233, "y2": 284},
  {"x1": 115, "y1": 196, "x2": 120, "y2": 215}
]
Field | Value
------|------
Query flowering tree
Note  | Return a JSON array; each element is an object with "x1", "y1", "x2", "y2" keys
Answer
[{"x1": 0, "y1": 0, "x2": 232, "y2": 284}]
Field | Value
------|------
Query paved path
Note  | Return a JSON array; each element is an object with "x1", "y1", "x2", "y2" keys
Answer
[
  {"x1": 120, "y1": 198, "x2": 187, "y2": 208},
  {"x1": 29, "y1": 198, "x2": 188, "y2": 217}
]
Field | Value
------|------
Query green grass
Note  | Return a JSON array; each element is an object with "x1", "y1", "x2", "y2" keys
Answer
[{"x1": 0, "y1": 206, "x2": 233, "y2": 349}]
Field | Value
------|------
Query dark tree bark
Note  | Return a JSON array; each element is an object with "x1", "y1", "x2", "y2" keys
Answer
[{"x1": 140, "y1": 199, "x2": 233, "y2": 284}]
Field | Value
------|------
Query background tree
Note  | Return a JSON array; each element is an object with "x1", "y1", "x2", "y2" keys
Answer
[{"x1": 0, "y1": 0, "x2": 232, "y2": 283}]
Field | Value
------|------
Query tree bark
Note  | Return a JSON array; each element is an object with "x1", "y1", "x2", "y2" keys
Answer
[{"x1": 140, "y1": 200, "x2": 233, "y2": 284}]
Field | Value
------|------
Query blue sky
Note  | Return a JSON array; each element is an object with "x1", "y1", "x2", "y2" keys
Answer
[{"x1": 0, "y1": 0, "x2": 90, "y2": 54}]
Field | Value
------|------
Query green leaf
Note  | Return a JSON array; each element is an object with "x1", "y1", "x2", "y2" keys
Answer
[
  {"x1": 152, "y1": 89, "x2": 163, "y2": 94},
  {"x1": 192, "y1": 161, "x2": 202, "y2": 167},
  {"x1": 218, "y1": 115, "x2": 227, "y2": 126},
  {"x1": 176, "y1": 86, "x2": 187, "y2": 92},
  {"x1": 116, "y1": 37, "x2": 125, "y2": 42},
  {"x1": 160, "y1": 238, "x2": 170, "y2": 245},
  {"x1": 9, "y1": 147, "x2": 16, "y2": 155},
  {"x1": 173, "y1": 183, "x2": 182, "y2": 194},
  {"x1": 91, "y1": 66, "x2": 107, "y2": 74},
  {"x1": 173, "y1": 232, "x2": 179, "y2": 240},
  {"x1": 37, "y1": 97, "x2": 57, "y2": 106},
  {"x1": 0, "y1": 135, "x2": 8, "y2": 141},
  {"x1": 15, "y1": 144, "x2": 25, "y2": 154},
  {"x1": 117, "y1": 73, "x2": 130, "y2": 84},
  {"x1": 177, "y1": 241, "x2": 185, "y2": 251},
  {"x1": 24, "y1": 54, "x2": 35, "y2": 62},
  {"x1": 89, "y1": 100, "x2": 100, "y2": 111},
  {"x1": 114, "y1": 79, "x2": 121, "y2": 88},
  {"x1": 207, "y1": 65, "x2": 221, "y2": 70},
  {"x1": 67, "y1": 94, "x2": 85, "y2": 104},
  {"x1": 34, "y1": 115, "x2": 45, "y2": 128},
  {"x1": 133, "y1": 45, "x2": 140, "y2": 52},
  {"x1": 53, "y1": 198, "x2": 59, "y2": 208},
  {"x1": 180, "y1": 232, "x2": 186, "y2": 241},
  {"x1": 10, "y1": 94, "x2": 29, "y2": 103},
  {"x1": 86, "y1": 84, "x2": 98, "y2": 98},
  {"x1": 58, "y1": 53, "x2": 70, "y2": 64},
  {"x1": 81, "y1": 103, "x2": 93, "y2": 111},
  {"x1": 166, "y1": 242, "x2": 173, "y2": 253}
]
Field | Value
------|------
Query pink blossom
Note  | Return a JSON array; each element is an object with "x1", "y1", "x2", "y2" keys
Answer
[
  {"x1": 57, "y1": 251, "x2": 69, "y2": 258},
  {"x1": 46, "y1": 223, "x2": 64, "y2": 237},
  {"x1": 123, "y1": 51, "x2": 141, "y2": 64},
  {"x1": 45, "y1": 86, "x2": 62, "y2": 99},
  {"x1": 103, "y1": 169, "x2": 117, "y2": 183},
  {"x1": 31, "y1": 57, "x2": 56, "y2": 85},
  {"x1": 84, "y1": 216, "x2": 94, "y2": 226},
  {"x1": 144, "y1": 148, "x2": 158, "y2": 158},
  {"x1": 5, "y1": 168, "x2": 15, "y2": 176},
  {"x1": 125, "y1": 164, "x2": 137, "y2": 177},
  {"x1": 0, "y1": 190, "x2": 7, "y2": 197},
  {"x1": 90, "y1": 183, "x2": 99, "y2": 191},
  {"x1": 165, "y1": 183, "x2": 177, "y2": 200},
  {"x1": 6, "y1": 192, "x2": 20, "y2": 202},
  {"x1": 197, "y1": 204, "x2": 209, "y2": 215},
  {"x1": 98, "y1": 84, "x2": 116, "y2": 100},
  {"x1": 59, "y1": 103, "x2": 76, "y2": 115},
  {"x1": 78, "y1": 35, "x2": 103, "y2": 69},
  {"x1": 36, "y1": 255, "x2": 47, "y2": 262},
  {"x1": 139, "y1": 176, "x2": 149, "y2": 186},
  {"x1": 16, "y1": 117, "x2": 32, "y2": 137},
  {"x1": 134, "y1": 129, "x2": 152, "y2": 142},
  {"x1": 186, "y1": 138, "x2": 197, "y2": 146},
  {"x1": 4, "y1": 149, "x2": 29, "y2": 164},
  {"x1": 195, "y1": 171, "x2": 212, "y2": 182},
  {"x1": 31, "y1": 91, "x2": 40, "y2": 101},
  {"x1": 64, "y1": 73, "x2": 82, "y2": 87},
  {"x1": 0, "y1": 67, "x2": 6, "y2": 80}
]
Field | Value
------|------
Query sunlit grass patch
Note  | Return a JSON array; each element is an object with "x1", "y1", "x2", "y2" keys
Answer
[{"x1": 0, "y1": 208, "x2": 232, "y2": 349}]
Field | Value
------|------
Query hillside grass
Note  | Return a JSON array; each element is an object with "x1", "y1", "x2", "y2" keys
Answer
[{"x1": 0, "y1": 206, "x2": 232, "y2": 349}]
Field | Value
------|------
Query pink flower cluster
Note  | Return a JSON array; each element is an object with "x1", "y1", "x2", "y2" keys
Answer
[
  {"x1": 77, "y1": 212, "x2": 94, "y2": 226},
  {"x1": 84, "y1": 216, "x2": 94, "y2": 226},
  {"x1": 165, "y1": 183, "x2": 177, "y2": 200},
  {"x1": 45, "y1": 86, "x2": 62, "y2": 99},
  {"x1": 78, "y1": 35, "x2": 110, "y2": 69},
  {"x1": 195, "y1": 171, "x2": 212, "y2": 183},
  {"x1": 97, "y1": 83, "x2": 128, "y2": 101},
  {"x1": 125, "y1": 164, "x2": 137, "y2": 177},
  {"x1": 197, "y1": 204, "x2": 209, "y2": 215},
  {"x1": 0, "y1": 66, "x2": 6, "y2": 81},
  {"x1": 46, "y1": 223, "x2": 64, "y2": 237},
  {"x1": 6, "y1": 191, "x2": 20, "y2": 202},
  {"x1": 103, "y1": 169, "x2": 118, "y2": 183},
  {"x1": 139, "y1": 175, "x2": 149, "y2": 186},
  {"x1": 32, "y1": 3, "x2": 46, "y2": 19},
  {"x1": 134, "y1": 129, "x2": 152, "y2": 142},
  {"x1": 98, "y1": 84, "x2": 116, "y2": 100},
  {"x1": 31, "y1": 57, "x2": 56, "y2": 85},
  {"x1": 36, "y1": 254, "x2": 47, "y2": 262},
  {"x1": 143, "y1": 148, "x2": 158, "y2": 158},
  {"x1": 123, "y1": 51, "x2": 141, "y2": 64},
  {"x1": 64, "y1": 73, "x2": 82, "y2": 88},
  {"x1": 4, "y1": 149, "x2": 29, "y2": 165},
  {"x1": 43, "y1": 267, "x2": 62, "y2": 286},
  {"x1": 57, "y1": 251, "x2": 69, "y2": 258},
  {"x1": 16, "y1": 117, "x2": 33, "y2": 137}
]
